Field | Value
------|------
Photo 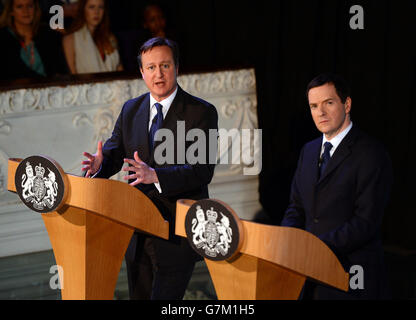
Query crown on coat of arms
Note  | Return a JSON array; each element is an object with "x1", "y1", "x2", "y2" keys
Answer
[
  {"x1": 206, "y1": 207, "x2": 218, "y2": 222},
  {"x1": 35, "y1": 164, "x2": 45, "y2": 177}
]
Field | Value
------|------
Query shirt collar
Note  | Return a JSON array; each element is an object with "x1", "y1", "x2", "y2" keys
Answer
[
  {"x1": 149, "y1": 86, "x2": 178, "y2": 118},
  {"x1": 321, "y1": 121, "x2": 353, "y2": 155}
]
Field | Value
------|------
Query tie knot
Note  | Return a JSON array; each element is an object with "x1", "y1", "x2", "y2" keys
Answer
[
  {"x1": 154, "y1": 103, "x2": 163, "y2": 114},
  {"x1": 324, "y1": 142, "x2": 333, "y2": 152}
]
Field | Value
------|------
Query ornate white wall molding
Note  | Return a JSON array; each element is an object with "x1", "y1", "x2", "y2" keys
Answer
[
  {"x1": 0, "y1": 68, "x2": 261, "y2": 257},
  {"x1": 0, "y1": 120, "x2": 11, "y2": 135},
  {"x1": 0, "y1": 149, "x2": 9, "y2": 197},
  {"x1": 72, "y1": 109, "x2": 116, "y2": 144},
  {"x1": 178, "y1": 69, "x2": 256, "y2": 97},
  {"x1": 0, "y1": 83, "x2": 117, "y2": 117},
  {"x1": 0, "y1": 70, "x2": 256, "y2": 117}
]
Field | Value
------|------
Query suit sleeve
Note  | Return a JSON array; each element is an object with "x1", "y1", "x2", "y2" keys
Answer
[
  {"x1": 155, "y1": 104, "x2": 218, "y2": 197},
  {"x1": 280, "y1": 146, "x2": 306, "y2": 229},
  {"x1": 318, "y1": 145, "x2": 393, "y2": 256}
]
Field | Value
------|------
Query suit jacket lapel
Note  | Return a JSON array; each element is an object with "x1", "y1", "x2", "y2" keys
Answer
[
  {"x1": 161, "y1": 85, "x2": 185, "y2": 132},
  {"x1": 297, "y1": 137, "x2": 321, "y2": 217},
  {"x1": 317, "y1": 126, "x2": 358, "y2": 185},
  {"x1": 134, "y1": 93, "x2": 151, "y2": 163},
  {"x1": 309, "y1": 138, "x2": 321, "y2": 184},
  {"x1": 304, "y1": 137, "x2": 321, "y2": 186}
]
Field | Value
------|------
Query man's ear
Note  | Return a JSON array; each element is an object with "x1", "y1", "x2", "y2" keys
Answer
[
  {"x1": 140, "y1": 68, "x2": 144, "y2": 78},
  {"x1": 345, "y1": 97, "x2": 352, "y2": 114}
]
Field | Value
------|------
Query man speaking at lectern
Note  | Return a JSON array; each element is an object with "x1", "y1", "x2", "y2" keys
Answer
[
  {"x1": 281, "y1": 73, "x2": 393, "y2": 299},
  {"x1": 81, "y1": 37, "x2": 218, "y2": 300}
]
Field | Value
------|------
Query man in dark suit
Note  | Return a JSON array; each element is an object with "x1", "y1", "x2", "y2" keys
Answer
[
  {"x1": 281, "y1": 73, "x2": 393, "y2": 299},
  {"x1": 81, "y1": 37, "x2": 218, "y2": 300}
]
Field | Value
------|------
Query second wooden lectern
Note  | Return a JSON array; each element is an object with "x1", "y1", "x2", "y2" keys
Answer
[
  {"x1": 8, "y1": 157, "x2": 169, "y2": 300},
  {"x1": 176, "y1": 199, "x2": 349, "y2": 300}
]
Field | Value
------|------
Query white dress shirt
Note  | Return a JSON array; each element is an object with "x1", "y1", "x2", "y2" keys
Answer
[
  {"x1": 148, "y1": 86, "x2": 178, "y2": 130},
  {"x1": 149, "y1": 86, "x2": 178, "y2": 193},
  {"x1": 320, "y1": 121, "x2": 353, "y2": 158}
]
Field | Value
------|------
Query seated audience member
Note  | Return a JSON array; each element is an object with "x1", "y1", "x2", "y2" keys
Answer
[
  {"x1": 0, "y1": 0, "x2": 68, "y2": 81},
  {"x1": 141, "y1": 3, "x2": 179, "y2": 45},
  {"x1": 116, "y1": 3, "x2": 178, "y2": 73},
  {"x1": 62, "y1": 0, "x2": 122, "y2": 74},
  {"x1": 142, "y1": 3, "x2": 167, "y2": 39},
  {"x1": 141, "y1": 3, "x2": 186, "y2": 69}
]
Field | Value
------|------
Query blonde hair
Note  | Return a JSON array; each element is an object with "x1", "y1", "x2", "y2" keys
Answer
[{"x1": 0, "y1": 0, "x2": 42, "y2": 39}]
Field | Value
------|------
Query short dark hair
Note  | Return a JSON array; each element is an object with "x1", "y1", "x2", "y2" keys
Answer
[
  {"x1": 137, "y1": 37, "x2": 179, "y2": 70},
  {"x1": 306, "y1": 73, "x2": 351, "y2": 103}
]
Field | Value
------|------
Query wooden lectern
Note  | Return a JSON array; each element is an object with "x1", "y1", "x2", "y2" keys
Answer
[
  {"x1": 176, "y1": 199, "x2": 349, "y2": 300},
  {"x1": 7, "y1": 158, "x2": 169, "y2": 300}
]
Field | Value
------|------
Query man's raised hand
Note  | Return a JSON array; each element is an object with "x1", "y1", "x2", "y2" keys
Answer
[
  {"x1": 82, "y1": 141, "x2": 103, "y2": 178},
  {"x1": 123, "y1": 151, "x2": 159, "y2": 186}
]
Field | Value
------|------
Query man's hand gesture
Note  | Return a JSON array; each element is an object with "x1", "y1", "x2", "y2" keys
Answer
[
  {"x1": 82, "y1": 141, "x2": 104, "y2": 178},
  {"x1": 123, "y1": 151, "x2": 159, "y2": 186}
]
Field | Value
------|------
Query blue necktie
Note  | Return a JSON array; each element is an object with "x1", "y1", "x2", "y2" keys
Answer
[
  {"x1": 149, "y1": 103, "x2": 163, "y2": 150},
  {"x1": 319, "y1": 142, "x2": 333, "y2": 177}
]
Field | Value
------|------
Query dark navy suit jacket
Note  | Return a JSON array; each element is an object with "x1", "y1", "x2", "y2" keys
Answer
[
  {"x1": 281, "y1": 125, "x2": 393, "y2": 299},
  {"x1": 95, "y1": 85, "x2": 218, "y2": 268}
]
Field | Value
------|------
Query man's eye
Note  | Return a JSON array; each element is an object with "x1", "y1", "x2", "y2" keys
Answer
[
  {"x1": 148, "y1": 66, "x2": 155, "y2": 70},
  {"x1": 162, "y1": 64, "x2": 170, "y2": 69}
]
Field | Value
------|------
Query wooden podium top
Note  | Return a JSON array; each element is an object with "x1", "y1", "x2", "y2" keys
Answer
[
  {"x1": 176, "y1": 199, "x2": 349, "y2": 292},
  {"x1": 8, "y1": 158, "x2": 169, "y2": 239}
]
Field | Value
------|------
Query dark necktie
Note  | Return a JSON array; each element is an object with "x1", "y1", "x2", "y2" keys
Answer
[
  {"x1": 319, "y1": 141, "x2": 333, "y2": 178},
  {"x1": 149, "y1": 103, "x2": 163, "y2": 150}
]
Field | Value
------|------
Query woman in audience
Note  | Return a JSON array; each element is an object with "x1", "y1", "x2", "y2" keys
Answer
[
  {"x1": 0, "y1": 0, "x2": 68, "y2": 80},
  {"x1": 62, "y1": 0, "x2": 122, "y2": 74}
]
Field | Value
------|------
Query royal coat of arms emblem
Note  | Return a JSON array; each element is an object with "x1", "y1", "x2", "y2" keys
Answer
[
  {"x1": 21, "y1": 162, "x2": 59, "y2": 210},
  {"x1": 15, "y1": 156, "x2": 66, "y2": 213},
  {"x1": 185, "y1": 199, "x2": 242, "y2": 261}
]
